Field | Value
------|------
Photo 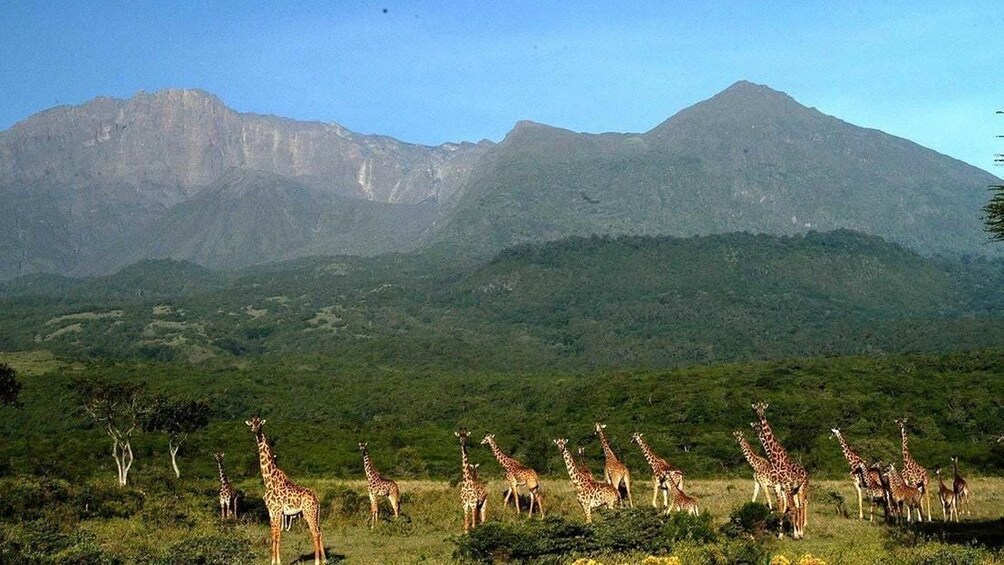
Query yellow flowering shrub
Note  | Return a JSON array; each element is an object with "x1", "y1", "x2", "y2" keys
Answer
[
  {"x1": 796, "y1": 555, "x2": 827, "y2": 565},
  {"x1": 770, "y1": 556, "x2": 792, "y2": 565}
]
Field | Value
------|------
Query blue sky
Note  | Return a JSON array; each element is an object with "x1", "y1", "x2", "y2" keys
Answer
[{"x1": 1, "y1": 2, "x2": 1001, "y2": 171}]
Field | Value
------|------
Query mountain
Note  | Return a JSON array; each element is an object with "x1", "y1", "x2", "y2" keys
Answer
[
  {"x1": 0, "y1": 89, "x2": 490, "y2": 278},
  {"x1": 1, "y1": 82, "x2": 999, "y2": 279},
  {"x1": 430, "y1": 81, "x2": 999, "y2": 258}
]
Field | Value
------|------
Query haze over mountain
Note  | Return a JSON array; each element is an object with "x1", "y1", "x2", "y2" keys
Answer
[{"x1": 0, "y1": 81, "x2": 998, "y2": 279}]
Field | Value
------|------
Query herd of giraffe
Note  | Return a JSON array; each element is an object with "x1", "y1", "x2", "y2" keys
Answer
[
  {"x1": 210, "y1": 411, "x2": 985, "y2": 564},
  {"x1": 826, "y1": 418, "x2": 971, "y2": 525}
]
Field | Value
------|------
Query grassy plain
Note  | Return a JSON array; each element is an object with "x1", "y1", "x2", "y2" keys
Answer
[{"x1": 63, "y1": 476, "x2": 1004, "y2": 564}]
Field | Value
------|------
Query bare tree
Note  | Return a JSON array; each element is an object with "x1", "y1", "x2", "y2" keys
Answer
[
  {"x1": 984, "y1": 111, "x2": 1004, "y2": 241},
  {"x1": 71, "y1": 379, "x2": 149, "y2": 486},
  {"x1": 143, "y1": 397, "x2": 210, "y2": 478}
]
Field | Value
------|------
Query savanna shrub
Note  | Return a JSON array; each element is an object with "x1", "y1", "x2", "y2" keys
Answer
[
  {"x1": 591, "y1": 508, "x2": 715, "y2": 553},
  {"x1": 0, "y1": 477, "x2": 72, "y2": 520},
  {"x1": 454, "y1": 517, "x2": 595, "y2": 563},
  {"x1": 0, "y1": 520, "x2": 119, "y2": 564},
  {"x1": 721, "y1": 502, "x2": 782, "y2": 540},
  {"x1": 321, "y1": 485, "x2": 367, "y2": 520},
  {"x1": 76, "y1": 481, "x2": 145, "y2": 519},
  {"x1": 699, "y1": 538, "x2": 772, "y2": 565}
]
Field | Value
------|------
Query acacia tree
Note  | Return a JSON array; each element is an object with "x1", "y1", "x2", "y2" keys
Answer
[
  {"x1": 0, "y1": 362, "x2": 21, "y2": 407},
  {"x1": 143, "y1": 397, "x2": 210, "y2": 478},
  {"x1": 72, "y1": 379, "x2": 149, "y2": 486},
  {"x1": 985, "y1": 111, "x2": 1004, "y2": 241}
]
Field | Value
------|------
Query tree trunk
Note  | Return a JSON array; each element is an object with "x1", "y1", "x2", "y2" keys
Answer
[
  {"x1": 113, "y1": 439, "x2": 134, "y2": 486},
  {"x1": 169, "y1": 440, "x2": 181, "y2": 478}
]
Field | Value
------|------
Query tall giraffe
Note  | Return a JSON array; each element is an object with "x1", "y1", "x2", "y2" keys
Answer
[
  {"x1": 629, "y1": 432, "x2": 683, "y2": 510},
  {"x1": 359, "y1": 442, "x2": 401, "y2": 528},
  {"x1": 853, "y1": 462, "x2": 891, "y2": 523},
  {"x1": 733, "y1": 430, "x2": 774, "y2": 509},
  {"x1": 895, "y1": 418, "x2": 931, "y2": 521},
  {"x1": 662, "y1": 467, "x2": 700, "y2": 516},
  {"x1": 829, "y1": 428, "x2": 869, "y2": 520},
  {"x1": 553, "y1": 438, "x2": 619, "y2": 523},
  {"x1": 456, "y1": 429, "x2": 488, "y2": 532},
  {"x1": 595, "y1": 423, "x2": 633, "y2": 507},
  {"x1": 213, "y1": 452, "x2": 238, "y2": 520},
  {"x1": 950, "y1": 456, "x2": 970, "y2": 516},
  {"x1": 752, "y1": 403, "x2": 808, "y2": 539},
  {"x1": 245, "y1": 417, "x2": 325, "y2": 565},
  {"x1": 481, "y1": 433, "x2": 543, "y2": 516}
]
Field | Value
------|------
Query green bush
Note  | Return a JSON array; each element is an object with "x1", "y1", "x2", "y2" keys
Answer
[
  {"x1": 697, "y1": 538, "x2": 771, "y2": 565},
  {"x1": 0, "y1": 520, "x2": 119, "y2": 564},
  {"x1": 76, "y1": 481, "x2": 145, "y2": 519},
  {"x1": 720, "y1": 502, "x2": 782, "y2": 540},
  {"x1": 0, "y1": 477, "x2": 72, "y2": 520},
  {"x1": 591, "y1": 507, "x2": 715, "y2": 553},
  {"x1": 147, "y1": 535, "x2": 256, "y2": 565},
  {"x1": 454, "y1": 517, "x2": 595, "y2": 563},
  {"x1": 321, "y1": 485, "x2": 367, "y2": 520}
]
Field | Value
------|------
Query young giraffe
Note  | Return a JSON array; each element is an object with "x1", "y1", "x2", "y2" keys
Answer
[
  {"x1": 481, "y1": 433, "x2": 543, "y2": 516},
  {"x1": 629, "y1": 432, "x2": 683, "y2": 510},
  {"x1": 662, "y1": 468, "x2": 700, "y2": 516},
  {"x1": 554, "y1": 438, "x2": 619, "y2": 523},
  {"x1": 895, "y1": 418, "x2": 931, "y2": 521},
  {"x1": 733, "y1": 430, "x2": 774, "y2": 509},
  {"x1": 950, "y1": 456, "x2": 970, "y2": 517},
  {"x1": 359, "y1": 442, "x2": 401, "y2": 528},
  {"x1": 595, "y1": 423, "x2": 633, "y2": 507},
  {"x1": 853, "y1": 462, "x2": 891, "y2": 523},
  {"x1": 213, "y1": 452, "x2": 239, "y2": 520},
  {"x1": 576, "y1": 446, "x2": 596, "y2": 481},
  {"x1": 884, "y1": 462, "x2": 923, "y2": 523},
  {"x1": 829, "y1": 428, "x2": 870, "y2": 520},
  {"x1": 456, "y1": 429, "x2": 488, "y2": 532},
  {"x1": 245, "y1": 417, "x2": 325, "y2": 565},
  {"x1": 935, "y1": 468, "x2": 959, "y2": 522},
  {"x1": 751, "y1": 403, "x2": 808, "y2": 539}
]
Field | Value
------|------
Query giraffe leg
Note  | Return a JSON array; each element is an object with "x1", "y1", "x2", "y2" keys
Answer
[
  {"x1": 652, "y1": 479, "x2": 659, "y2": 508},
  {"x1": 268, "y1": 512, "x2": 282, "y2": 565},
  {"x1": 305, "y1": 504, "x2": 324, "y2": 565},
  {"x1": 390, "y1": 493, "x2": 400, "y2": 518},
  {"x1": 752, "y1": 478, "x2": 760, "y2": 504},
  {"x1": 480, "y1": 498, "x2": 488, "y2": 525},
  {"x1": 662, "y1": 485, "x2": 669, "y2": 509},
  {"x1": 369, "y1": 492, "x2": 378, "y2": 528},
  {"x1": 762, "y1": 481, "x2": 774, "y2": 510},
  {"x1": 511, "y1": 480, "x2": 521, "y2": 514},
  {"x1": 502, "y1": 487, "x2": 513, "y2": 511},
  {"x1": 623, "y1": 476, "x2": 633, "y2": 508},
  {"x1": 856, "y1": 483, "x2": 864, "y2": 520}
]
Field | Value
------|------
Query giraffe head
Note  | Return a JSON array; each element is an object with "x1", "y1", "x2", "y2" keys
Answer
[
  {"x1": 950, "y1": 456, "x2": 959, "y2": 465},
  {"x1": 594, "y1": 422, "x2": 606, "y2": 435},
  {"x1": 245, "y1": 416, "x2": 266, "y2": 437},
  {"x1": 553, "y1": 438, "x2": 569, "y2": 450},
  {"x1": 998, "y1": 433, "x2": 1004, "y2": 444},
  {"x1": 751, "y1": 402, "x2": 769, "y2": 417},
  {"x1": 749, "y1": 422, "x2": 764, "y2": 438},
  {"x1": 829, "y1": 428, "x2": 841, "y2": 440},
  {"x1": 577, "y1": 446, "x2": 588, "y2": 458},
  {"x1": 895, "y1": 417, "x2": 908, "y2": 430},
  {"x1": 480, "y1": 433, "x2": 495, "y2": 446},
  {"x1": 213, "y1": 451, "x2": 225, "y2": 462},
  {"x1": 732, "y1": 430, "x2": 746, "y2": 442},
  {"x1": 468, "y1": 463, "x2": 480, "y2": 479},
  {"x1": 629, "y1": 432, "x2": 643, "y2": 444},
  {"x1": 935, "y1": 468, "x2": 943, "y2": 477},
  {"x1": 358, "y1": 442, "x2": 368, "y2": 455},
  {"x1": 455, "y1": 428, "x2": 470, "y2": 447}
]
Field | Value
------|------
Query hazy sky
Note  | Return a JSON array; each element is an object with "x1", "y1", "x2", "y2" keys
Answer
[{"x1": 2, "y1": 2, "x2": 1001, "y2": 171}]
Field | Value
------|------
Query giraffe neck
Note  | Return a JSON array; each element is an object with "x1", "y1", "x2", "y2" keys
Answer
[
  {"x1": 756, "y1": 416, "x2": 790, "y2": 464},
  {"x1": 834, "y1": 431, "x2": 864, "y2": 468},
  {"x1": 900, "y1": 427, "x2": 912, "y2": 461},
  {"x1": 486, "y1": 438, "x2": 516, "y2": 470},
  {"x1": 362, "y1": 452, "x2": 379, "y2": 481},
  {"x1": 255, "y1": 432, "x2": 283, "y2": 491},
  {"x1": 460, "y1": 443, "x2": 473, "y2": 483},
  {"x1": 597, "y1": 428, "x2": 620, "y2": 464},
  {"x1": 635, "y1": 437, "x2": 662, "y2": 472},
  {"x1": 952, "y1": 458, "x2": 960, "y2": 478},
  {"x1": 737, "y1": 435, "x2": 767, "y2": 468},
  {"x1": 937, "y1": 472, "x2": 948, "y2": 489},
  {"x1": 557, "y1": 444, "x2": 585, "y2": 487},
  {"x1": 216, "y1": 459, "x2": 229, "y2": 488}
]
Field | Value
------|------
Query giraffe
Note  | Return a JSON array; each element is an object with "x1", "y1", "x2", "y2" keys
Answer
[
  {"x1": 359, "y1": 442, "x2": 401, "y2": 528},
  {"x1": 733, "y1": 430, "x2": 774, "y2": 509},
  {"x1": 595, "y1": 423, "x2": 633, "y2": 507},
  {"x1": 481, "y1": 433, "x2": 543, "y2": 516},
  {"x1": 576, "y1": 446, "x2": 596, "y2": 481},
  {"x1": 950, "y1": 456, "x2": 970, "y2": 517},
  {"x1": 829, "y1": 428, "x2": 869, "y2": 520},
  {"x1": 629, "y1": 432, "x2": 683, "y2": 510},
  {"x1": 662, "y1": 467, "x2": 700, "y2": 516},
  {"x1": 751, "y1": 403, "x2": 808, "y2": 539},
  {"x1": 935, "y1": 468, "x2": 959, "y2": 522},
  {"x1": 895, "y1": 418, "x2": 931, "y2": 521},
  {"x1": 884, "y1": 462, "x2": 923, "y2": 523},
  {"x1": 245, "y1": 417, "x2": 325, "y2": 565},
  {"x1": 553, "y1": 438, "x2": 619, "y2": 523},
  {"x1": 456, "y1": 429, "x2": 488, "y2": 532},
  {"x1": 852, "y1": 462, "x2": 891, "y2": 523},
  {"x1": 213, "y1": 452, "x2": 238, "y2": 520}
]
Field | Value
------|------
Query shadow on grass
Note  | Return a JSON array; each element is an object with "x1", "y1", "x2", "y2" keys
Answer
[
  {"x1": 891, "y1": 518, "x2": 1004, "y2": 550},
  {"x1": 290, "y1": 547, "x2": 346, "y2": 564}
]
